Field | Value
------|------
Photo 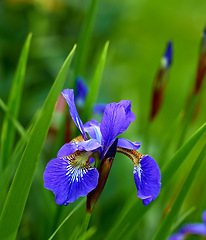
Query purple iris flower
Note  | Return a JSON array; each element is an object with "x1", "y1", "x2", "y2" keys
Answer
[
  {"x1": 168, "y1": 210, "x2": 206, "y2": 240},
  {"x1": 74, "y1": 77, "x2": 106, "y2": 114},
  {"x1": 43, "y1": 89, "x2": 161, "y2": 206},
  {"x1": 75, "y1": 77, "x2": 88, "y2": 109}
]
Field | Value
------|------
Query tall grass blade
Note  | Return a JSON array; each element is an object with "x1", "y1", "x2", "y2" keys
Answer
[
  {"x1": 0, "y1": 45, "x2": 76, "y2": 240},
  {"x1": 73, "y1": 0, "x2": 99, "y2": 78},
  {"x1": 153, "y1": 144, "x2": 206, "y2": 240},
  {"x1": 1, "y1": 33, "x2": 32, "y2": 171},
  {"x1": 82, "y1": 41, "x2": 109, "y2": 122},
  {"x1": 0, "y1": 98, "x2": 26, "y2": 139},
  {"x1": 48, "y1": 199, "x2": 85, "y2": 240}
]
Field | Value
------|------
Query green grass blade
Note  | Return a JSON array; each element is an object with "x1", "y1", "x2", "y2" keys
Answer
[
  {"x1": 73, "y1": 0, "x2": 99, "y2": 77},
  {"x1": 171, "y1": 206, "x2": 196, "y2": 232},
  {"x1": 161, "y1": 121, "x2": 206, "y2": 185},
  {"x1": 0, "y1": 45, "x2": 76, "y2": 240},
  {"x1": 106, "y1": 121, "x2": 206, "y2": 240},
  {"x1": 0, "y1": 98, "x2": 26, "y2": 139},
  {"x1": 1, "y1": 33, "x2": 32, "y2": 171},
  {"x1": 153, "y1": 144, "x2": 206, "y2": 240},
  {"x1": 48, "y1": 199, "x2": 85, "y2": 240},
  {"x1": 82, "y1": 41, "x2": 109, "y2": 122},
  {"x1": 176, "y1": 95, "x2": 198, "y2": 150}
]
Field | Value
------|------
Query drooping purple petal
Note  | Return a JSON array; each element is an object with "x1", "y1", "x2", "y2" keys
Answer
[
  {"x1": 133, "y1": 155, "x2": 161, "y2": 205},
  {"x1": 100, "y1": 101, "x2": 135, "y2": 151},
  {"x1": 75, "y1": 77, "x2": 88, "y2": 108},
  {"x1": 84, "y1": 120, "x2": 102, "y2": 144},
  {"x1": 61, "y1": 89, "x2": 87, "y2": 140},
  {"x1": 43, "y1": 151, "x2": 99, "y2": 205},
  {"x1": 117, "y1": 138, "x2": 141, "y2": 150},
  {"x1": 93, "y1": 103, "x2": 107, "y2": 115}
]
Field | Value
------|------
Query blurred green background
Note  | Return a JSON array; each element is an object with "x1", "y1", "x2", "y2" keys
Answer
[{"x1": 0, "y1": 0, "x2": 206, "y2": 239}]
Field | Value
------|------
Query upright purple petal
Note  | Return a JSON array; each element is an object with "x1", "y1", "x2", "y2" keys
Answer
[
  {"x1": 118, "y1": 100, "x2": 136, "y2": 123},
  {"x1": 75, "y1": 77, "x2": 88, "y2": 108},
  {"x1": 133, "y1": 155, "x2": 161, "y2": 205},
  {"x1": 100, "y1": 101, "x2": 135, "y2": 151},
  {"x1": 43, "y1": 151, "x2": 99, "y2": 205},
  {"x1": 62, "y1": 89, "x2": 87, "y2": 140},
  {"x1": 117, "y1": 138, "x2": 141, "y2": 150}
]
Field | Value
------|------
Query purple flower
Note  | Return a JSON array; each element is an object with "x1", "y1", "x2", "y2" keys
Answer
[
  {"x1": 74, "y1": 77, "x2": 106, "y2": 114},
  {"x1": 43, "y1": 89, "x2": 161, "y2": 207},
  {"x1": 75, "y1": 77, "x2": 88, "y2": 109},
  {"x1": 168, "y1": 210, "x2": 206, "y2": 240}
]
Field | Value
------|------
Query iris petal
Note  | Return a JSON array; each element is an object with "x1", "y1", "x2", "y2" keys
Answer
[
  {"x1": 77, "y1": 139, "x2": 101, "y2": 152},
  {"x1": 57, "y1": 135, "x2": 84, "y2": 158},
  {"x1": 181, "y1": 223, "x2": 206, "y2": 236},
  {"x1": 100, "y1": 101, "x2": 135, "y2": 151},
  {"x1": 62, "y1": 89, "x2": 87, "y2": 140},
  {"x1": 133, "y1": 155, "x2": 161, "y2": 205},
  {"x1": 117, "y1": 138, "x2": 141, "y2": 150},
  {"x1": 43, "y1": 151, "x2": 99, "y2": 205},
  {"x1": 84, "y1": 120, "x2": 102, "y2": 144},
  {"x1": 117, "y1": 147, "x2": 161, "y2": 205}
]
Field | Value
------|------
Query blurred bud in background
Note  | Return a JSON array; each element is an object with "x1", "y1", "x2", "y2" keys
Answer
[
  {"x1": 150, "y1": 41, "x2": 173, "y2": 121},
  {"x1": 193, "y1": 26, "x2": 206, "y2": 95}
]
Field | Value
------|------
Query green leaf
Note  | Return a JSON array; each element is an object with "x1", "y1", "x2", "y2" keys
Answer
[
  {"x1": 0, "y1": 45, "x2": 76, "y2": 240},
  {"x1": 0, "y1": 98, "x2": 26, "y2": 139},
  {"x1": 48, "y1": 199, "x2": 85, "y2": 240},
  {"x1": 106, "y1": 121, "x2": 206, "y2": 240},
  {"x1": 161, "y1": 121, "x2": 206, "y2": 185},
  {"x1": 153, "y1": 144, "x2": 206, "y2": 240},
  {"x1": 73, "y1": 0, "x2": 99, "y2": 77},
  {"x1": 82, "y1": 41, "x2": 109, "y2": 122},
  {"x1": 1, "y1": 33, "x2": 32, "y2": 171}
]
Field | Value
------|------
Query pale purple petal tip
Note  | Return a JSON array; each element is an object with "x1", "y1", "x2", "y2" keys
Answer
[
  {"x1": 43, "y1": 157, "x2": 99, "y2": 205},
  {"x1": 77, "y1": 139, "x2": 101, "y2": 152},
  {"x1": 117, "y1": 138, "x2": 141, "y2": 150},
  {"x1": 133, "y1": 155, "x2": 161, "y2": 205}
]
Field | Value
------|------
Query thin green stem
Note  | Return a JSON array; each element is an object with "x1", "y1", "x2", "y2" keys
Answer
[{"x1": 79, "y1": 211, "x2": 92, "y2": 240}]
